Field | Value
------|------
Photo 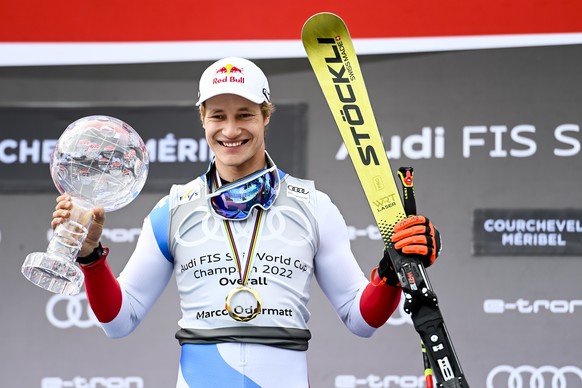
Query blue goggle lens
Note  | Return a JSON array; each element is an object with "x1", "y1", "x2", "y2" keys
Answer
[{"x1": 209, "y1": 165, "x2": 279, "y2": 220}]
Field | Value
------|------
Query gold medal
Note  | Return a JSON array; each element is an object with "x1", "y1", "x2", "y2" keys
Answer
[{"x1": 225, "y1": 285, "x2": 262, "y2": 322}]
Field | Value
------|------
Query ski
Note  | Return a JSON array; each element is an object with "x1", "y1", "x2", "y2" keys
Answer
[{"x1": 302, "y1": 12, "x2": 469, "y2": 387}]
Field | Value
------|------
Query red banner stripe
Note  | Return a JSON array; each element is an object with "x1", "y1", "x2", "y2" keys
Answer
[{"x1": 2, "y1": 0, "x2": 582, "y2": 42}]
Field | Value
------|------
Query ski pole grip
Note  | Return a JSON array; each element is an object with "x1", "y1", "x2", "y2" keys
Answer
[{"x1": 397, "y1": 167, "x2": 416, "y2": 216}]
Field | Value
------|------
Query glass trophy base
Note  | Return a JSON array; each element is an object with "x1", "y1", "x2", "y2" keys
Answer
[{"x1": 21, "y1": 252, "x2": 84, "y2": 295}]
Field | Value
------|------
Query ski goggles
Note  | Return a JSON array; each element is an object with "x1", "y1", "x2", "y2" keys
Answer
[{"x1": 207, "y1": 161, "x2": 280, "y2": 221}]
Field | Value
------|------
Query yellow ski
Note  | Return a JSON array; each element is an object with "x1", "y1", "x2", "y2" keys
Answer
[
  {"x1": 301, "y1": 12, "x2": 406, "y2": 246},
  {"x1": 302, "y1": 13, "x2": 470, "y2": 387}
]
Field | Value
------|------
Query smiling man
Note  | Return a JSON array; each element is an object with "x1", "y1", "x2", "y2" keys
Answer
[{"x1": 51, "y1": 57, "x2": 442, "y2": 387}]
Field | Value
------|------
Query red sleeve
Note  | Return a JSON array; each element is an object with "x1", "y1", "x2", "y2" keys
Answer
[
  {"x1": 359, "y1": 267, "x2": 402, "y2": 328},
  {"x1": 80, "y1": 247, "x2": 123, "y2": 323}
]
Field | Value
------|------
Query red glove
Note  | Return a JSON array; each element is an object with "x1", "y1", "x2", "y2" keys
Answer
[{"x1": 391, "y1": 215, "x2": 441, "y2": 267}]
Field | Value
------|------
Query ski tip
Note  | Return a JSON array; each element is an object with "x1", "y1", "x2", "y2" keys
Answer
[{"x1": 301, "y1": 12, "x2": 344, "y2": 33}]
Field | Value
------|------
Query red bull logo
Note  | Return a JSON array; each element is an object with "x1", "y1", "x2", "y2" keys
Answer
[
  {"x1": 212, "y1": 63, "x2": 245, "y2": 85},
  {"x1": 214, "y1": 64, "x2": 244, "y2": 75}
]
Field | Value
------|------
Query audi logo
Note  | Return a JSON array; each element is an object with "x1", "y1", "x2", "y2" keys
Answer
[
  {"x1": 46, "y1": 292, "x2": 99, "y2": 329},
  {"x1": 487, "y1": 365, "x2": 582, "y2": 388},
  {"x1": 287, "y1": 184, "x2": 310, "y2": 194}
]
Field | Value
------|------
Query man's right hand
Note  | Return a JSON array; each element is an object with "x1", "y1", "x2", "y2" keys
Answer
[{"x1": 52, "y1": 193, "x2": 106, "y2": 257}]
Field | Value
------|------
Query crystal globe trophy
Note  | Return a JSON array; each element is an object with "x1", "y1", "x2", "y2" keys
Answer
[{"x1": 21, "y1": 115, "x2": 149, "y2": 295}]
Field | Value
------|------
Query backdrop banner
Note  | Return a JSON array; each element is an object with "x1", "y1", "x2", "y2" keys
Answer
[
  {"x1": 1, "y1": 44, "x2": 582, "y2": 387},
  {"x1": 473, "y1": 208, "x2": 582, "y2": 256}
]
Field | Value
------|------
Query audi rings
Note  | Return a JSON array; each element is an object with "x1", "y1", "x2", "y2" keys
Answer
[
  {"x1": 46, "y1": 292, "x2": 98, "y2": 329},
  {"x1": 487, "y1": 365, "x2": 582, "y2": 388}
]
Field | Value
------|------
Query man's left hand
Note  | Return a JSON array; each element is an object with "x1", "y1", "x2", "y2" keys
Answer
[{"x1": 391, "y1": 215, "x2": 441, "y2": 267}]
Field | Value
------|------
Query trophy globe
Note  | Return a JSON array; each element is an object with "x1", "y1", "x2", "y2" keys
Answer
[{"x1": 22, "y1": 115, "x2": 149, "y2": 295}]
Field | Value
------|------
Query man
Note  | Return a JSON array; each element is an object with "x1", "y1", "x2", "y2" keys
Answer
[{"x1": 52, "y1": 57, "x2": 441, "y2": 387}]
